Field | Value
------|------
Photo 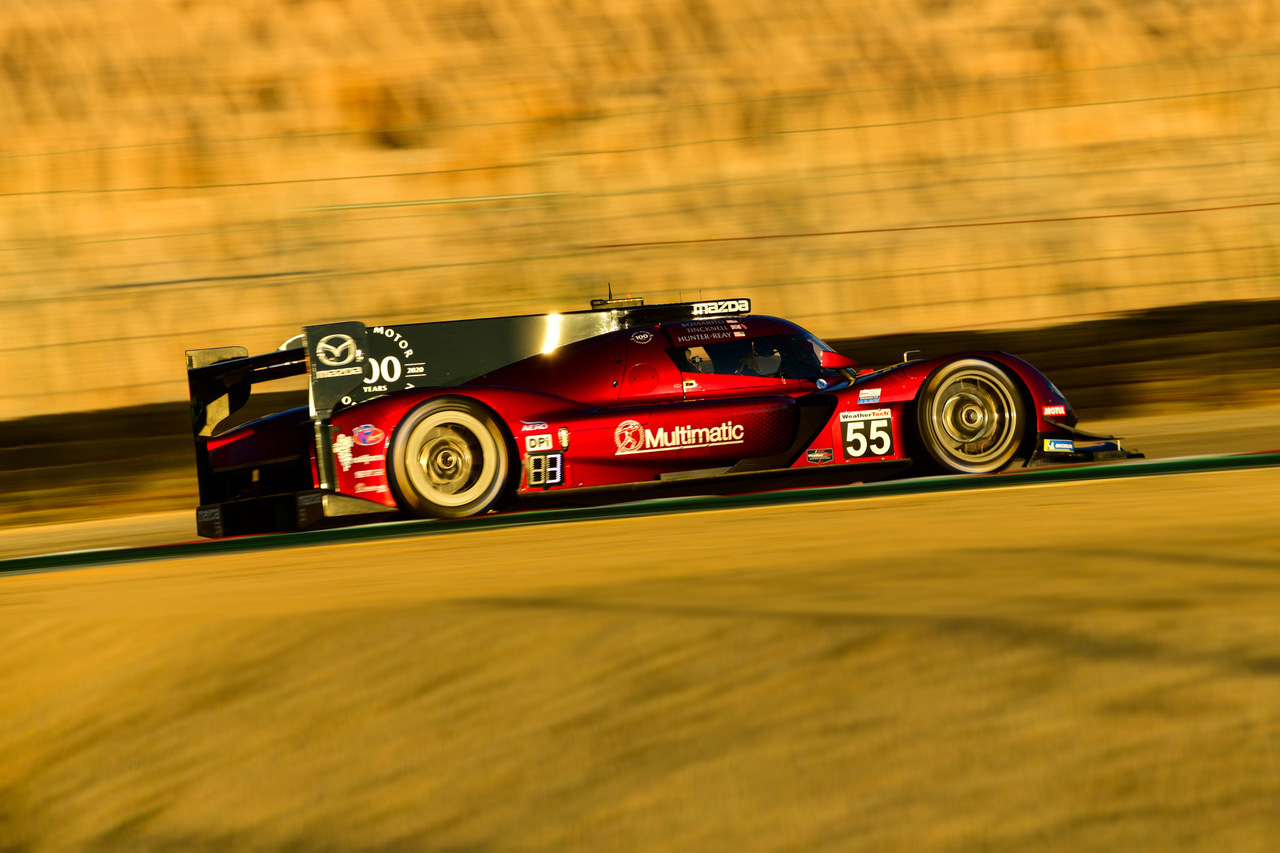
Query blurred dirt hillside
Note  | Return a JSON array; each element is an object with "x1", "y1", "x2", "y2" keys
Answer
[{"x1": 1, "y1": 0, "x2": 1277, "y2": 418}]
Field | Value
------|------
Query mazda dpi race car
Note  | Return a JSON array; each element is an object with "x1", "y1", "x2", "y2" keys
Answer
[{"x1": 186, "y1": 296, "x2": 1138, "y2": 537}]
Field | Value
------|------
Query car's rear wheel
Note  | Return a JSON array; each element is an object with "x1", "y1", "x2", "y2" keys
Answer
[
  {"x1": 915, "y1": 358, "x2": 1028, "y2": 474},
  {"x1": 388, "y1": 398, "x2": 511, "y2": 518}
]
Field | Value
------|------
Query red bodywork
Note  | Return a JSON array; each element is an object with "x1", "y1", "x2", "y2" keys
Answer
[{"x1": 203, "y1": 314, "x2": 1081, "y2": 525}]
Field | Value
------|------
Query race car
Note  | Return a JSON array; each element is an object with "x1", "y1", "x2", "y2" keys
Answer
[{"x1": 185, "y1": 296, "x2": 1139, "y2": 537}]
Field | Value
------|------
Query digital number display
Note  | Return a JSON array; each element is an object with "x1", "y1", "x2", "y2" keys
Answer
[{"x1": 527, "y1": 453, "x2": 564, "y2": 488}]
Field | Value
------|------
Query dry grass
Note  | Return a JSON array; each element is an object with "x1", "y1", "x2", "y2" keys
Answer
[
  {"x1": 1, "y1": 469, "x2": 1279, "y2": 848},
  {"x1": 2, "y1": 0, "x2": 1279, "y2": 418}
]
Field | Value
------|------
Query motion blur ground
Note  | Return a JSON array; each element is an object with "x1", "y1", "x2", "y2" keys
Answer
[{"x1": 1, "y1": 466, "x2": 1279, "y2": 849}]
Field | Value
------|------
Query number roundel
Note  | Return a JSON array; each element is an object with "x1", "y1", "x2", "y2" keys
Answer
[{"x1": 841, "y1": 410, "x2": 895, "y2": 459}]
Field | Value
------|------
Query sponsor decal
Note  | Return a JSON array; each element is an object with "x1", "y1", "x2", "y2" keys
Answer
[
  {"x1": 858, "y1": 387, "x2": 881, "y2": 404},
  {"x1": 316, "y1": 334, "x2": 359, "y2": 367},
  {"x1": 352, "y1": 453, "x2": 385, "y2": 465},
  {"x1": 614, "y1": 418, "x2": 746, "y2": 455},
  {"x1": 1043, "y1": 404, "x2": 1067, "y2": 418},
  {"x1": 353, "y1": 469, "x2": 383, "y2": 479},
  {"x1": 197, "y1": 507, "x2": 223, "y2": 537},
  {"x1": 355, "y1": 483, "x2": 390, "y2": 494},
  {"x1": 558, "y1": 427, "x2": 570, "y2": 450},
  {"x1": 526, "y1": 434, "x2": 554, "y2": 452},
  {"x1": 682, "y1": 379, "x2": 700, "y2": 392},
  {"x1": 840, "y1": 408, "x2": 891, "y2": 422},
  {"x1": 807, "y1": 448, "x2": 835, "y2": 464},
  {"x1": 630, "y1": 330, "x2": 655, "y2": 344},
  {"x1": 1044, "y1": 438, "x2": 1074, "y2": 453},
  {"x1": 521, "y1": 421, "x2": 549, "y2": 432},
  {"x1": 295, "y1": 495, "x2": 324, "y2": 531},
  {"x1": 672, "y1": 321, "x2": 736, "y2": 345},
  {"x1": 316, "y1": 366, "x2": 362, "y2": 379},
  {"x1": 296, "y1": 494, "x2": 323, "y2": 528},
  {"x1": 369, "y1": 326, "x2": 415, "y2": 358},
  {"x1": 353, "y1": 424, "x2": 385, "y2": 446},
  {"x1": 840, "y1": 408, "x2": 894, "y2": 458},
  {"x1": 690, "y1": 299, "x2": 750, "y2": 316},
  {"x1": 615, "y1": 419, "x2": 646, "y2": 454},
  {"x1": 333, "y1": 433, "x2": 355, "y2": 471}
]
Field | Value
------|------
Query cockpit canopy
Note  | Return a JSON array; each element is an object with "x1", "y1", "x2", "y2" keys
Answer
[{"x1": 665, "y1": 316, "x2": 842, "y2": 381}]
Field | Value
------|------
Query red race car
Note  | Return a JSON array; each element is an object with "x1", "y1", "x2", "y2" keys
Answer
[{"x1": 186, "y1": 296, "x2": 1138, "y2": 537}]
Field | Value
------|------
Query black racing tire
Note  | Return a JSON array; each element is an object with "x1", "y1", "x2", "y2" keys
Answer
[
  {"x1": 914, "y1": 358, "x2": 1029, "y2": 474},
  {"x1": 387, "y1": 397, "x2": 512, "y2": 519}
]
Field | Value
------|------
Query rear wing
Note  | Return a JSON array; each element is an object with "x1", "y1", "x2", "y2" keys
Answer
[{"x1": 186, "y1": 345, "x2": 308, "y2": 438}]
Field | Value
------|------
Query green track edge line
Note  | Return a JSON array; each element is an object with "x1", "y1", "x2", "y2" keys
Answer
[{"x1": 5, "y1": 451, "x2": 1280, "y2": 576}]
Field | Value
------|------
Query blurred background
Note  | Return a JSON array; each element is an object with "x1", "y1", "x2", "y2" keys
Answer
[{"x1": 0, "y1": 0, "x2": 1276, "y2": 422}]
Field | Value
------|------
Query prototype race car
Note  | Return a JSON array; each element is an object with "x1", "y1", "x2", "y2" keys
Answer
[{"x1": 185, "y1": 296, "x2": 1139, "y2": 537}]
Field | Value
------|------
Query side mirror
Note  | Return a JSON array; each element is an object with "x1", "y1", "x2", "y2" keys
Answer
[{"x1": 818, "y1": 350, "x2": 858, "y2": 371}]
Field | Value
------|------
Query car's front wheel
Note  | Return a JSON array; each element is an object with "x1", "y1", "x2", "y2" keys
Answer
[
  {"x1": 388, "y1": 398, "x2": 512, "y2": 518},
  {"x1": 915, "y1": 358, "x2": 1028, "y2": 474}
]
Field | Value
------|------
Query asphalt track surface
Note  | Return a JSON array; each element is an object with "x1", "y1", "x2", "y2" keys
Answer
[
  {"x1": 3, "y1": 403, "x2": 1278, "y2": 849},
  {"x1": 1, "y1": 402, "x2": 1277, "y2": 570}
]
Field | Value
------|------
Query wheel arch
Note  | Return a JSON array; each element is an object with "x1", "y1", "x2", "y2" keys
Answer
[
  {"x1": 385, "y1": 394, "x2": 519, "y2": 518},
  {"x1": 910, "y1": 355, "x2": 1036, "y2": 473},
  {"x1": 392, "y1": 392, "x2": 522, "y2": 462}
]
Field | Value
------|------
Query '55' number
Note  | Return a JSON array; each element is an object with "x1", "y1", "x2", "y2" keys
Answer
[{"x1": 844, "y1": 417, "x2": 893, "y2": 458}]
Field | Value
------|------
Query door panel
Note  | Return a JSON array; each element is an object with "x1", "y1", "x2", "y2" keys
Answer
[{"x1": 619, "y1": 328, "x2": 685, "y2": 405}]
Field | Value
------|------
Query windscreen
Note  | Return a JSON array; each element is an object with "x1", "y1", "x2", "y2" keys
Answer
[{"x1": 670, "y1": 332, "x2": 834, "y2": 380}]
